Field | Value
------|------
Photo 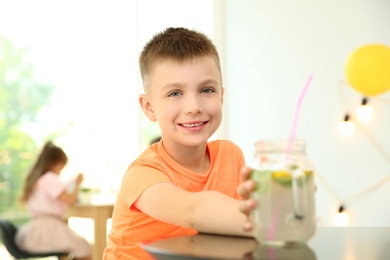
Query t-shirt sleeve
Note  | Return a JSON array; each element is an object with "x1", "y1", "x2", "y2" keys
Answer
[
  {"x1": 121, "y1": 165, "x2": 172, "y2": 209},
  {"x1": 235, "y1": 144, "x2": 246, "y2": 199},
  {"x1": 37, "y1": 173, "x2": 67, "y2": 199},
  {"x1": 208, "y1": 141, "x2": 245, "y2": 200}
]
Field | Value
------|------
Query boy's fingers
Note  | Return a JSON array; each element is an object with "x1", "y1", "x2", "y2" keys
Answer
[
  {"x1": 237, "y1": 180, "x2": 255, "y2": 199},
  {"x1": 238, "y1": 198, "x2": 256, "y2": 215},
  {"x1": 240, "y1": 166, "x2": 252, "y2": 181},
  {"x1": 238, "y1": 166, "x2": 256, "y2": 232},
  {"x1": 243, "y1": 219, "x2": 254, "y2": 232},
  {"x1": 239, "y1": 199, "x2": 255, "y2": 232}
]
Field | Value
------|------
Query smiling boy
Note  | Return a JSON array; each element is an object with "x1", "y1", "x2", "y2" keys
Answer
[{"x1": 103, "y1": 27, "x2": 254, "y2": 260}]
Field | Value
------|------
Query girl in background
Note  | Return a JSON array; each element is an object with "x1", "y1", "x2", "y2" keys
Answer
[{"x1": 16, "y1": 141, "x2": 92, "y2": 260}]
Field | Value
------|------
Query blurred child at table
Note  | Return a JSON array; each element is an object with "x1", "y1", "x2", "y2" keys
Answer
[
  {"x1": 16, "y1": 141, "x2": 92, "y2": 260},
  {"x1": 103, "y1": 27, "x2": 255, "y2": 260}
]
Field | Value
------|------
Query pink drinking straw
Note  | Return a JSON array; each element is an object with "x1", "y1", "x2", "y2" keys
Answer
[
  {"x1": 267, "y1": 74, "x2": 313, "y2": 241},
  {"x1": 285, "y1": 74, "x2": 313, "y2": 163}
]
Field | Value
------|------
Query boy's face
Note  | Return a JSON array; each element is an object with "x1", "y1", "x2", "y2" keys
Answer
[{"x1": 140, "y1": 56, "x2": 224, "y2": 147}]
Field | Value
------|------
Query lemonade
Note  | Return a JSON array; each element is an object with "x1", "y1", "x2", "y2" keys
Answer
[{"x1": 250, "y1": 168, "x2": 316, "y2": 245}]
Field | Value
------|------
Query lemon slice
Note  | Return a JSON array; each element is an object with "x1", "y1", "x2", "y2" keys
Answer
[
  {"x1": 272, "y1": 171, "x2": 292, "y2": 187},
  {"x1": 272, "y1": 170, "x2": 313, "y2": 187},
  {"x1": 250, "y1": 170, "x2": 272, "y2": 193}
]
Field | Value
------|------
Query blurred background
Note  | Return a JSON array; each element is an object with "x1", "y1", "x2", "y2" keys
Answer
[{"x1": 0, "y1": 0, "x2": 389, "y2": 243}]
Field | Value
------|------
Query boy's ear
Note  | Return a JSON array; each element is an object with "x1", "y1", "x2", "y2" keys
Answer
[
  {"x1": 139, "y1": 94, "x2": 157, "y2": 122},
  {"x1": 221, "y1": 87, "x2": 225, "y2": 105}
]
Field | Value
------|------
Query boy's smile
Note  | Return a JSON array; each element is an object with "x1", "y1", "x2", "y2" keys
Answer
[{"x1": 140, "y1": 56, "x2": 224, "y2": 148}]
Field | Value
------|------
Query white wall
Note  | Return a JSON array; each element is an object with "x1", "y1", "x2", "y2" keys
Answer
[{"x1": 222, "y1": 0, "x2": 390, "y2": 226}]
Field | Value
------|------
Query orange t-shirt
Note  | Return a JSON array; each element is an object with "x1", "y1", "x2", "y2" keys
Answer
[{"x1": 103, "y1": 140, "x2": 245, "y2": 260}]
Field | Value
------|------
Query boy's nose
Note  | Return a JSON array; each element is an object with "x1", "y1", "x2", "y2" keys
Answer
[{"x1": 184, "y1": 95, "x2": 203, "y2": 114}]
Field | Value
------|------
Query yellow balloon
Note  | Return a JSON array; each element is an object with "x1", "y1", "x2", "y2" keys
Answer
[{"x1": 345, "y1": 44, "x2": 390, "y2": 96}]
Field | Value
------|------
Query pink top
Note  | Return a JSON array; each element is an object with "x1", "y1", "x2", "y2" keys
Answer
[{"x1": 26, "y1": 171, "x2": 68, "y2": 218}]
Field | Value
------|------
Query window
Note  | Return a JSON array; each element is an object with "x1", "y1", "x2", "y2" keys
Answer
[{"x1": 0, "y1": 0, "x2": 218, "y2": 216}]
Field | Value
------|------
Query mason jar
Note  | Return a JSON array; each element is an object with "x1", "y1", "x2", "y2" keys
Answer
[{"x1": 250, "y1": 139, "x2": 316, "y2": 245}]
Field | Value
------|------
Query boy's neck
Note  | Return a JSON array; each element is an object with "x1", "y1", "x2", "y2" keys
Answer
[{"x1": 163, "y1": 141, "x2": 210, "y2": 174}]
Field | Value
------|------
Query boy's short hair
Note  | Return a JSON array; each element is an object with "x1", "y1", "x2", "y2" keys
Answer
[{"x1": 139, "y1": 27, "x2": 221, "y2": 90}]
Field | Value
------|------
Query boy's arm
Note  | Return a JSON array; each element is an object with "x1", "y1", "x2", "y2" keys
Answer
[{"x1": 134, "y1": 182, "x2": 253, "y2": 237}]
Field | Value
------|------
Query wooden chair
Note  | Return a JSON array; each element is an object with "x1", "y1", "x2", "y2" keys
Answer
[{"x1": 0, "y1": 219, "x2": 69, "y2": 259}]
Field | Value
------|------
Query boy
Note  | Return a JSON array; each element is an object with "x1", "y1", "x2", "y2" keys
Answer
[{"x1": 103, "y1": 27, "x2": 255, "y2": 260}]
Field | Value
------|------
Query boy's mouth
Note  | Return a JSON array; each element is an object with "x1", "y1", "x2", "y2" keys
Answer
[{"x1": 180, "y1": 122, "x2": 207, "y2": 128}]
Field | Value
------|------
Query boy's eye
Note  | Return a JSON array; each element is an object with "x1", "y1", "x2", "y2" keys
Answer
[
  {"x1": 167, "y1": 91, "x2": 181, "y2": 97},
  {"x1": 201, "y1": 88, "x2": 216, "y2": 94}
]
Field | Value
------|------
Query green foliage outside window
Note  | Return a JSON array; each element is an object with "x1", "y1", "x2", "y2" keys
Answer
[{"x1": 0, "y1": 37, "x2": 54, "y2": 215}]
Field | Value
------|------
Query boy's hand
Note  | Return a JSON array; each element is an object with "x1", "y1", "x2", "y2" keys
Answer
[{"x1": 237, "y1": 166, "x2": 256, "y2": 231}]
